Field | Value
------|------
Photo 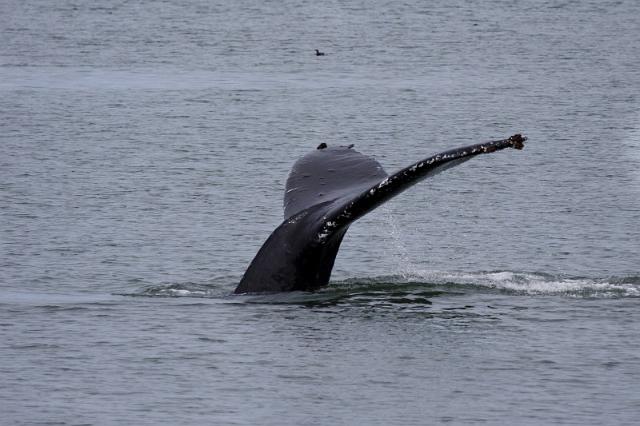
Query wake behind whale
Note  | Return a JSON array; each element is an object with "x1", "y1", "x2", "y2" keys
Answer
[{"x1": 235, "y1": 135, "x2": 526, "y2": 294}]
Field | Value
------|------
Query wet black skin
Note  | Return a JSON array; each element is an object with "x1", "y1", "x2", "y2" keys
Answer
[{"x1": 234, "y1": 134, "x2": 526, "y2": 294}]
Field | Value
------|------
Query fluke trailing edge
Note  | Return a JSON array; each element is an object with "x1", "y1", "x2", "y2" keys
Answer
[{"x1": 234, "y1": 134, "x2": 526, "y2": 294}]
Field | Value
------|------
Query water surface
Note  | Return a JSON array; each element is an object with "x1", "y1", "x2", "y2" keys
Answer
[{"x1": 2, "y1": 0, "x2": 639, "y2": 424}]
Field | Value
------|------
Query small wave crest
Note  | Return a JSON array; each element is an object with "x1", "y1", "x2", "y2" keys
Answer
[
  {"x1": 338, "y1": 271, "x2": 640, "y2": 298},
  {"x1": 138, "y1": 283, "x2": 215, "y2": 298},
  {"x1": 123, "y1": 272, "x2": 639, "y2": 300},
  {"x1": 124, "y1": 279, "x2": 234, "y2": 299}
]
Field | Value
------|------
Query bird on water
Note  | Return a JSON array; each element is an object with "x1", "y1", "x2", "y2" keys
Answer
[{"x1": 315, "y1": 49, "x2": 325, "y2": 56}]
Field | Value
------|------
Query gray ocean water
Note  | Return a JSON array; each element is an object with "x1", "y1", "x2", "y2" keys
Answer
[{"x1": 2, "y1": 0, "x2": 640, "y2": 424}]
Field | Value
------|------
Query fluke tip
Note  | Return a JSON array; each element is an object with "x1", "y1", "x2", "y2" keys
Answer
[{"x1": 509, "y1": 134, "x2": 526, "y2": 150}]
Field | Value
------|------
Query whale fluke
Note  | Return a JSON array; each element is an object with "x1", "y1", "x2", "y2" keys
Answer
[{"x1": 234, "y1": 134, "x2": 526, "y2": 294}]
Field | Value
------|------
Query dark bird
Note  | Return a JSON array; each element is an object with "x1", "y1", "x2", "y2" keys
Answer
[
  {"x1": 234, "y1": 134, "x2": 527, "y2": 294},
  {"x1": 315, "y1": 49, "x2": 325, "y2": 56}
]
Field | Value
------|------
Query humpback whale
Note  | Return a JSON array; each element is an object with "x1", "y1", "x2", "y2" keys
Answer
[{"x1": 234, "y1": 134, "x2": 526, "y2": 294}]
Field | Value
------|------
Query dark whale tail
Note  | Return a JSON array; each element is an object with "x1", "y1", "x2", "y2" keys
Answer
[{"x1": 234, "y1": 134, "x2": 526, "y2": 294}]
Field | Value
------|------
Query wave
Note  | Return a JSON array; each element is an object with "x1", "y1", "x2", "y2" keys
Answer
[
  {"x1": 128, "y1": 271, "x2": 640, "y2": 301},
  {"x1": 128, "y1": 281, "x2": 230, "y2": 299},
  {"x1": 353, "y1": 270, "x2": 640, "y2": 298}
]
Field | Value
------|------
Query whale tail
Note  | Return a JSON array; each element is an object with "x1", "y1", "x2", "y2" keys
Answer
[{"x1": 234, "y1": 134, "x2": 526, "y2": 294}]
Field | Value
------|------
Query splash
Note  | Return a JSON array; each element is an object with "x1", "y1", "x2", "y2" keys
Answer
[
  {"x1": 124, "y1": 272, "x2": 639, "y2": 300},
  {"x1": 126, "y1": 278, "x2": 234, "y2": 298},
  {"x1": 379, "y1": 204, "x2": 420, "y2": 279},
  {"x1": 363, "y1": 270, "x2": 640, "y2": 298}
]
